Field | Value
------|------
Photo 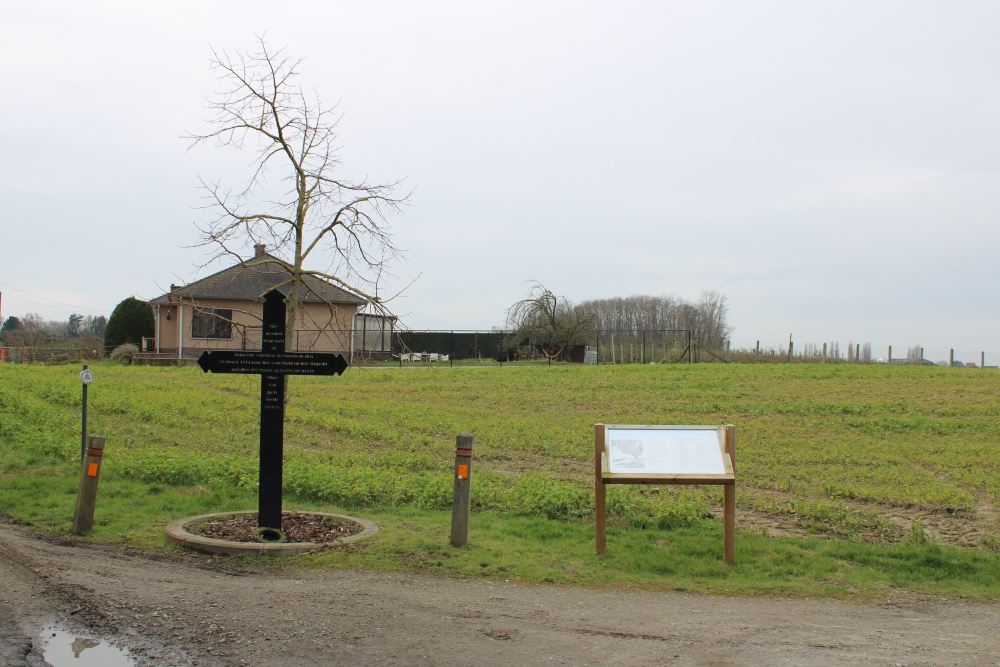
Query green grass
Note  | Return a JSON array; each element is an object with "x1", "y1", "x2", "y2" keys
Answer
[{"x1": 2, "y1": 361, "x2": 999, "y2": 599}]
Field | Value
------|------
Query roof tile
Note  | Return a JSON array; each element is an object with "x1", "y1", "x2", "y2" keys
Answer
[{"x1": 149, "y1": 254, "x2": 366, "y2": 305}]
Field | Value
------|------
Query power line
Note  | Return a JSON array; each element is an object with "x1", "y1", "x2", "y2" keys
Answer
[{"x1": 0, "y1": 282, "x2": 108, "y2": 315}]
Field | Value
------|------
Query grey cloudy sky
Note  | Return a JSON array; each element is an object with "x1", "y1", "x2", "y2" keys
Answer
[{"x1": 2, "y1": 1, "x2": 998, "y2": 362}]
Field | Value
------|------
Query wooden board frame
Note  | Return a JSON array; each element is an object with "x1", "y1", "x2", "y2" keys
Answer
[{"x1": 595, "y1": 423, "x2": 737, "y2": 565}]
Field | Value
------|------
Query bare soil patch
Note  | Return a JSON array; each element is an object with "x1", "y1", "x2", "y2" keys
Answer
[
  {"x1": 729, "y1": 487, "x2": 1000, "y2": 548},
  {"x1": 188, "y1": 512, "x2": 363, "y2": 544}
]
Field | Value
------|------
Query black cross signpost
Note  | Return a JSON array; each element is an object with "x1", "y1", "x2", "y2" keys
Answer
[{"x1": 198, "y1": 290, "x2": 348, "y2": 533}]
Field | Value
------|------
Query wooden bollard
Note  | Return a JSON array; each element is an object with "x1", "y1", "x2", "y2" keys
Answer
[
  {"x1": 450, "y1": 433, "x2": 473, "y2": 547},
  {"x1": 72, "y1": 434, "x2": 106, "y2": 535}
]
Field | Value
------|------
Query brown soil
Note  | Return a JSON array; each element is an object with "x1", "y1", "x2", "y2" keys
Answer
[
  {"x1": 2, "y1": 518, "x2": 1000, "y2": 666},
  {"x1": 731, "y1": 487, "x2": 1000, "y2": 548},
  {"x1": 189, "y1": 512, "x2": 363, "y2": 544}
]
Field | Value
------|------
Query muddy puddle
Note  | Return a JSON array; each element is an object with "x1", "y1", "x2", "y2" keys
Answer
[{"x1": 39, "y1": 626, "x2": 136, "y2": 666}]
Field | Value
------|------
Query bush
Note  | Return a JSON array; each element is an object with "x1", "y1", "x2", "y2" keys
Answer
[
  {"x1": 109, "y1": 344, "x2": 138, "y2": 364},
  {"x1": 104, "y1": 297, "x2": 154, "y2": 349}
]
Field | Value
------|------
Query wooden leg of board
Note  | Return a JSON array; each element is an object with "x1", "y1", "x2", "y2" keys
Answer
[
  {"x1": 596, "y1": 481, "x2": 606, "y2": 555},
  {"x1": 725, "y1": 424, "x2": 736, "y2": 473},
  {"x1": 595, "y1": 423, "x2": 606, "y2": 555},
  {"x1": 724, "y1": 424, "x2": 736, "y2": 565},
  {"x1": 723, "y1": 482, "x2": 735, "y2": 565}
]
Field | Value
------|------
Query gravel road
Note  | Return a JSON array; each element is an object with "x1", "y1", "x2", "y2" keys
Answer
[{"x1": 1, "y1": 519, "x2": 998, "y2": 666}]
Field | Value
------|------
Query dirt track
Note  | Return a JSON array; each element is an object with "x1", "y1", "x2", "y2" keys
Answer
[{"x1": 1, "y1": 520, "x2": 999, "y2": 666}]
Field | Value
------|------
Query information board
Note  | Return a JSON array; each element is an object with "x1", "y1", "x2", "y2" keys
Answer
[
  {"x1": 607, "y1": 428, "x2": 725, "y2": 475},
  {"x1": 595, "y1": 423, "x2": 737, "y2": 564}
]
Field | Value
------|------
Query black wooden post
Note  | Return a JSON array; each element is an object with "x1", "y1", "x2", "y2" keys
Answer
[
  {"x1": 197, "y1": 290, "x2": 349, "y2": 536},
  {"x1": 259, "y1": 291, "x2": 286, "y2": 530}
]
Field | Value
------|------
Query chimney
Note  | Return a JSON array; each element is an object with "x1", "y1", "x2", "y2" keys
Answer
[
  {"x1": 254, "y1": 244, "x2": 267, "y2": 257},
  {"x1": 170, "y1": 284, "x2": 178, "y2": 292}
]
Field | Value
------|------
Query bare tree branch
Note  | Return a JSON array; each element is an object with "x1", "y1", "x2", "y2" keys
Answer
[
  {"x1": 185, "y1": 36, "x2": 411, "y2": 348},
  {"x1": 505, "y1": 281, "x2": 595, "y2": 361}
]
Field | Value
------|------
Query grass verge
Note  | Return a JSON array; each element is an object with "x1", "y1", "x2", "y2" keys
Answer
[{"x1": 1, "y1": 469, "x2": 999, "y2": 600}]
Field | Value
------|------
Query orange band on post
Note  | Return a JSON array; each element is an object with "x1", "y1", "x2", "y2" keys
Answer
[
  {"x1": 87, "y1": 463, "x2": 98, "y2": 477},
  {"x1": 457, "y1": 464, "x2": 469, "y2": 480}
]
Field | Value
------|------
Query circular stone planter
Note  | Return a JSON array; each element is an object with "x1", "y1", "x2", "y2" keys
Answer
[{"x1": 165, "y1": 511, "x2": 379, "y2": 556}]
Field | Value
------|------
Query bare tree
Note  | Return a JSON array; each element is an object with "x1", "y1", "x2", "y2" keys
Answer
[
  {"x1": 505, "y1": 282, "x2": 594, "y2": 360},
  {"x1": 13, "y1": 314, "x2": 50, "y2": 351},
  {"x1": 187, "y1": 37, "x2": 408, "y2": 349},
  {"x1": 576, "y1": 290, "x2": 732, "y2": 349},
  {"x1": 694, "y1": 290, "x2": 732, "y2": 348},
  {"x1": 83, "y1": 315, "x2": 107, "y2": 339}
]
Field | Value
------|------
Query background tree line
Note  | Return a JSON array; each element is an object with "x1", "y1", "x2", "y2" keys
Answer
[
  {"x1": 575, "y1": 290, "x2": 731, "y2": 349},
  {"x1": 504, "y1": 283, "x2": 732, "y2": 361},
  {"x1": 1, "y1": 313, "x2": 107, "y2": 347}
]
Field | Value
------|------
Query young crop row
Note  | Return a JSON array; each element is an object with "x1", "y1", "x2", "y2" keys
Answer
[
  {"x1": 0, "y1": 366, "x2": 711, "y2": 525},
  {"x1": 1, "y1": 362, "x2": 998, "y2": 540}
]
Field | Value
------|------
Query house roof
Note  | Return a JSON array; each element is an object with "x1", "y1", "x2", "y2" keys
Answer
[{"x1": 148, "y1": 253, "x2": 367, "y2": 306}]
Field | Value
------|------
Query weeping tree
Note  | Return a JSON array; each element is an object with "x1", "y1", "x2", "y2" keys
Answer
[
  {"x1": 505, "y1": 282, "x2": 594, "y2": 360},
  {"x1": 187, "y1": 37, "x2": 408, "y2": 350}
]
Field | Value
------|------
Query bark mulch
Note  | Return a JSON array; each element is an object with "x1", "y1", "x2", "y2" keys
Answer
[{"x1": 189, "y1": 512, "x2": 364, "y2": 544}]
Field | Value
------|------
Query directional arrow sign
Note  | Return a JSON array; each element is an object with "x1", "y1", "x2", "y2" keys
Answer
[{"x1": 197, "y1": 350, "x2": 348, "y2": 376}]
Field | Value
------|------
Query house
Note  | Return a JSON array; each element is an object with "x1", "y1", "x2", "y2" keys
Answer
[{"x1": 146, "y1": 245, "x2": 393, "y2": 359}]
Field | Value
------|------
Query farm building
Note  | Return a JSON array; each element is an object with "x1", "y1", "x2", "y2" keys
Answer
[{"x1": 145, "y1": 245, "x2": 393, "y2": 359}]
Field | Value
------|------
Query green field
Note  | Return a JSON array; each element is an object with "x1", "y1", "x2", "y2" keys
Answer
[{"x1": 2, "y1": 361, "x2": 999, "y2": 598}]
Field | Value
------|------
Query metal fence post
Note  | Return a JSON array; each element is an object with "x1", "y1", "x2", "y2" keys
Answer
[{"x1": 81, "y1": 364, "x2": 89, "y2": 461}]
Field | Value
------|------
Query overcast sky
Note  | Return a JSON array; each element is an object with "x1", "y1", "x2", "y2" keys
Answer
[{"x1": 2, "y1": 1, "x2": 998, "y2": 362}]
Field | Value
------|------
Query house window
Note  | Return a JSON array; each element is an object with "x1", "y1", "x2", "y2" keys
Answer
[
  {"x1": 354, "y1": 314, "x2": 392, "y2": 352},
  {"x1": 192, "y1": 308, "x2": 233, "y2": 339}
]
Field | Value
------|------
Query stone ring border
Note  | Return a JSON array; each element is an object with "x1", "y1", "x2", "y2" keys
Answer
[{"x1": 165, "y1": 511, "x2": 379, "y2": 556}]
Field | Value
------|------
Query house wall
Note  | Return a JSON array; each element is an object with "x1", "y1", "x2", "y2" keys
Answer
[{"x1": 149, "y1": 299, "x2": 360, "y2": 358}]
